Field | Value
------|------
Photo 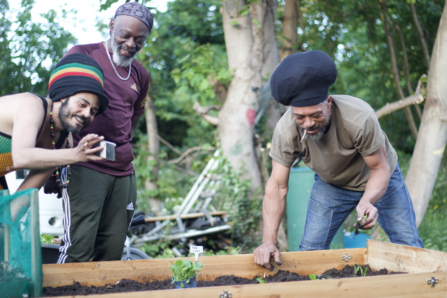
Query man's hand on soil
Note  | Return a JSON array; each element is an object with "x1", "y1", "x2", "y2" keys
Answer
[
  {"x1": 253, "y1": 242, "x2": 282, "y2": 271},
  {"x1": 355, "y1": 200, "x2": 378, "y2": 230}
]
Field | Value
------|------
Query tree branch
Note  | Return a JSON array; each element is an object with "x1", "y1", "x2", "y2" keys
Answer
[
  {"x1": 410, "y1": 3, "x2": 431, "y2": 71},
  {"x1": 155, "y1": 134, "x2": 182, "y2": 155},
  {"x1": 379, "y1": 1, "x2": 418, "y2": 139},
  {"x1": 193, "y1": 101, "x2": 220, "y2": 126},
  {"x1": 376, "y1": 93, "x2": 424, "y2": 119},
  {"x1": 169, "y1": 146, "x2": 216, "y2": 164}
]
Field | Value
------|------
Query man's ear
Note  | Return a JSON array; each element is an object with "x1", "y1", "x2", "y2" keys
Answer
[
  {"x1": 327, "y1": 95, "x2": 333, "y2": 108},
  {"x1": 109, "y1": 18, "x2": 115, "y2": 35}
]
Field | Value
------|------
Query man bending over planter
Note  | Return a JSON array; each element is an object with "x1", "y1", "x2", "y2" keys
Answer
[
  {"x1": 253, "y1": 50, "x2": 423, "y2": 270},
  {"x1": 0, "y1": 53, "x2": 108, "y2": 194}
]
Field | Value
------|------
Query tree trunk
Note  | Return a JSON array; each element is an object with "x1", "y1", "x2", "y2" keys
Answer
[
  {"x1": 380, "y1": 8, "x2": 419, "y2": 139},
  {"x1": 144, "y1": 94, "x2": 161, "y2": 214},
  {"x1": 219, "y1": 0, "x2": 262, "y2": 190},
  {"x1": 410, "y1": 3, "x2": 431, "y2": 71},
  {"x1": 279, "y1": 0, "x2": 299, "y2": 61},
  {"x1": 258, "y1": 0, "x2": 284, "y2": 137},
  {"x1": 406, "y1": 2, "x2": 447, "y2": 228}
]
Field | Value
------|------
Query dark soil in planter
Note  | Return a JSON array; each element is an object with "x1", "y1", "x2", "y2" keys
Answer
[{"x1": 43, "y1": 265, "x2": 404, "y2": 296}]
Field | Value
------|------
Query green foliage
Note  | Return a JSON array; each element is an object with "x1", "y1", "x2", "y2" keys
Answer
[
  {"x1": 212, "y1": 154, "x2": 264, "y2": 251},
  {"x1": 0, "y1": 0, "x2": 76, "y2": 95},
  {"x1": 170, "y1": 259, "x2": 202, "y2": 287},
  {"x1": 40, "y1": 234, "x2": 54, "y2": 244},
  {"x1": 309, "y1": 273, "x2": 317, "y2": 280},
  {"x1": 255, "y1": 276, "x2": 266, "y2": 284}
]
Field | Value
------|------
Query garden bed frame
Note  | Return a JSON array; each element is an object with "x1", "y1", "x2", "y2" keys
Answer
[{"x1": 42, "y1": 240, "x2": 447, "y2": 297}]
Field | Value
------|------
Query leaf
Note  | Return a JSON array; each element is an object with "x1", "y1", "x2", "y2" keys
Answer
[
  {"x1": 309, "y1": 274, "x2": 316, "y2": 280},
  {"x1": 252, "y1": 18, "x2": 261, "y2": 29}
]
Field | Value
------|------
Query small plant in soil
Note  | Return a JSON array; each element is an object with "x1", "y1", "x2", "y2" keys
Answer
[
  {"x1": 255, "y1": 277, "x2": 266, "y2": 284},
  {"x1": 353, "y1": 264, "x2": 369, "y2": 277},
  {"x1": 309, "y1": 274, "x2": 317, "y2": 280},
  {"x1": 170, "y1": 259, "x2": 203, "y2": 288}
]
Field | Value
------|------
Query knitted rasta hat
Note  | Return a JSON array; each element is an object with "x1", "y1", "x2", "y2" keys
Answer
[
  {"x1": 270, "y1": 50, "x2": 337, "y2": 107},
  {"x1": 48, "y1": 53, "x2": 109, "y2": 115}
]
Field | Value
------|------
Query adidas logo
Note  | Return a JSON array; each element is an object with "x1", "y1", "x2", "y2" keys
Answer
[
  {"x1": 127, "y1": 202, "x2": 134, "y2": 211},
  {"x1": 130, "y1": 83, "x2": 138, "y2": 92}
]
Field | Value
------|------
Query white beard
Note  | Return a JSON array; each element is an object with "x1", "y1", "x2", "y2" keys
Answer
[{"x1": 110, "y1": 32, "x2": 135, "y2": 68}]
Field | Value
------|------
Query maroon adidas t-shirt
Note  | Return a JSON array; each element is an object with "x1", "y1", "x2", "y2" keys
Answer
[{"x1": 67, "y1": 42, "x2": 149, "y2": 176}]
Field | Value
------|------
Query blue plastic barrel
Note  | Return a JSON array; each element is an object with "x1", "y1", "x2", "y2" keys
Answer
[{"x1": 286, "y1": 167, "x2": 344, "y2": 251}]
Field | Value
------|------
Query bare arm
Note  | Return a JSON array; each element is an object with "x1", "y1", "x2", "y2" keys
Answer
[
  {"x1": 130, "y1": 115, "x2": 142, "y2": 137},
  {"x1": 11, "y1": 95, "x2": 104, "y2": 169},
  {"x1": 17, "y1": 168, "x2": 55, "y2": 191},
  {"x1": 253, "y1": 159, "x2": 291, "y2": 269},
  {"x1": 357, "y1": 144, "x2": 391, "y2": 229}
]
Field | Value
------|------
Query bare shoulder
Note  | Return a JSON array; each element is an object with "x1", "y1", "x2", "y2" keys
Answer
[{"x1": 11, "y1": 93, "x2": 48, "y2": 123}]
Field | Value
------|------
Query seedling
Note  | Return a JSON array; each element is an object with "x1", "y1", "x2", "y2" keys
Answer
[
  {"x1": 170, "y1": 259, "x2": 203, "y2": 288},
  {"x1": 256, "y1": 277, "x2": 266, "y2": 284},
  {"x1": 354, "y1": 214, "x2": 368, "y2": 238},
  {"x1": 309, "y1": 274, "x2": 317, "y2": 280},
  {"x1": 353, "y1": 264, "x2": 369, "y2": 277}
]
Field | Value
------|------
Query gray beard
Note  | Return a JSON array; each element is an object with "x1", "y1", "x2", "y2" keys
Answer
[
  {"x1": 301, "y1": 115, "x2": 331, "y2": 141},
  {"x1": 111, "y1": 32, "x2": 135, "y2": 68}
]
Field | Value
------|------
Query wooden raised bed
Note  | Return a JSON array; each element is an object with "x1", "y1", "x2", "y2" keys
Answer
[{"x1": 42, "y1": 240, "x2": 447, "y2": 297}]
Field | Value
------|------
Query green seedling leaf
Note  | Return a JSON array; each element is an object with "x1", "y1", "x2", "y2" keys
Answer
[
  {"x1": 170, "y1": 259, "x2": 203, "y2": 283},
  {"x1": 309, "y1": 274, "x2": 317, "y2": 280},
  {"x1": 256, "y1": 277, "x2": 266, "y2": 284},
  {"x1": 363, "y1": 266, "x2": 369, "y2": 277}
]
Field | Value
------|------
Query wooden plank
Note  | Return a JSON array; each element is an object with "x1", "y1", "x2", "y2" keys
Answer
[
  {"x1": 46, "y1": 271, "x2": 447, "y2": 298},
  {"x1": 367, "y1": 240, "x2": 447, "y2": 273},
  {"x1": 42, "y1": 248, "x2": 366, "y2": 288},
  {"x1": 144, "y1": 211, "x2": 227, "y2": 222}
]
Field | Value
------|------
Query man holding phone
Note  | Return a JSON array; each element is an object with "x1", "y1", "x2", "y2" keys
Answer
[{"x1": 57, "y1": 2, "x2": 153, "y2": 263}]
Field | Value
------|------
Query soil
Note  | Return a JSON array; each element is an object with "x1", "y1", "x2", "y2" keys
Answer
[{"x1": 43, "y1": 265, "x2": 404, "y2": 296}]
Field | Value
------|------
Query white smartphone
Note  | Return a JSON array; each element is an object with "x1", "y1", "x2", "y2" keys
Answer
[{"x1": 93, "y1": 140, "x2": 116, "y2": 161}]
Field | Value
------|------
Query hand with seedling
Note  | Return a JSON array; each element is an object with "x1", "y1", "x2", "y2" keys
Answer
[
  {"x1": 353, "y1": 214, "x2": 367, "y2": 239},
  {"x1": 354, "y1": 199, "x2": 379, "y2": 233}
]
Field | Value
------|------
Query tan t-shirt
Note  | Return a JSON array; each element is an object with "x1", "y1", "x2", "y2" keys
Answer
[{"x1": 269, "y1": 95, "x2": 397, "y2": 191}]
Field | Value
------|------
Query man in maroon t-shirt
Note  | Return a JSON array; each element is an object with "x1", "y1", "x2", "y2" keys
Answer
[{"x1": 57, "y1": 2, "x2": 153, "y2": 263}]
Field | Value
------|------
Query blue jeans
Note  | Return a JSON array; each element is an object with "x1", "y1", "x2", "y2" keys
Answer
[{"x1": 299, "y1": 163, "x2": 424, "y2": 250}]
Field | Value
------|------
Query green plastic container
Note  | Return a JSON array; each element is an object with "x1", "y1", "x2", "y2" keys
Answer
[{"x1": 286, "y1": 167, "x2": 344, "y2": 251}]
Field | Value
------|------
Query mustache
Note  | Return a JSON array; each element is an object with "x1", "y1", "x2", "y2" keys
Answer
[
  {"x1": 118, "y1": 44, "x2": 137, "y2": 56},
  {"x1": 73, "y1": 114, "x2": 88, "y2": 125}
]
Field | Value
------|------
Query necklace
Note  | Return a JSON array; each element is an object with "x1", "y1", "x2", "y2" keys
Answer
[
  {"x1": 50, "y1": 109, "x2": 71, "y2": 188},
  {"x1": 105, "y1": 39, "x2": 132, "y2": 81}
]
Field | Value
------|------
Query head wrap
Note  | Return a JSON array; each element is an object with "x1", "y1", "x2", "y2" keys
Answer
[
  {"x1": 48, "y1": 53, "x2": 109, "y2": 115},
  {"x1": 270, "y1": 50, "x2": 337, "y2": 107},
  {"x1": 115, "y1": 2, "x2": 154, "y2": 33}
]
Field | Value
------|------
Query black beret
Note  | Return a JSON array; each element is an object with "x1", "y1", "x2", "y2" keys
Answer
[{"x1": 270, "y1": 50, "x2": 337, "y2": 107}]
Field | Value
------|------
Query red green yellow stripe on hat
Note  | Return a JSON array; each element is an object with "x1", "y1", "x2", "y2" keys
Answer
[{"x1": 48, "y1": 62, "x2": 104, "y2": 90}]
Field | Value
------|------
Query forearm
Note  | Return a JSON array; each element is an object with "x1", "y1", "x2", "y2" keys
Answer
[
  {"x1": 17, "y1": 168, "x2": 54, "y2": 191},
  {"x1": 361, "y1": 166, "x2": 391, "y2": 205},
  {"x1": 12, "y1": 148, "x2": 78, "y2": 170},
  {"x1": 262, "y1": 179, "x2": 288, "y2": 244}
]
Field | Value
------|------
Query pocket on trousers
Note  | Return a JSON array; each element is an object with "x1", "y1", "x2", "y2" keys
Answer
[{"x1": 301, "y1": 198, "x2": 333, "y2": 248}]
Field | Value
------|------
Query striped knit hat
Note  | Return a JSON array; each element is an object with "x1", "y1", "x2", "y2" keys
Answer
[{"x1": 48, "y1": 53, "x2": 109, "y2": 115}]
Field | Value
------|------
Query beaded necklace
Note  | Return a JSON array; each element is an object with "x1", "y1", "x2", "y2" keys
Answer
[{"x1": 50, "y1": 109, "x2": 71, "y2": 188}]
